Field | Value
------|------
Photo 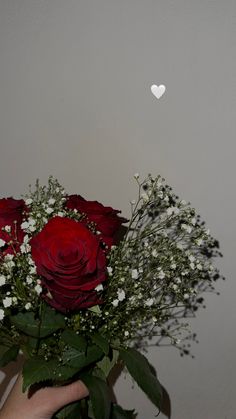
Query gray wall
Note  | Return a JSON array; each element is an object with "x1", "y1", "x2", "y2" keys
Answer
[{"x1": 0, "y1": 1, "x2": 235, "y2": 418}]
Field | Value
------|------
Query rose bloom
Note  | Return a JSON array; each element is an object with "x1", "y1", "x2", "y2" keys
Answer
[
  {"x1": 0, "y1": 198, "x2": 26, "y2": 254},
  {"x1": 30, "y1": 216, "x2": 108, "y2": 312},
  {"x1": 65, "y1": 195, "x2": 127, "y2": 248}
]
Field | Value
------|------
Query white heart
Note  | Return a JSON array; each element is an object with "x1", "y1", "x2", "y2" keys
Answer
[{"x1": 151, "y1": 84, "x2": 166, "y2": 99}]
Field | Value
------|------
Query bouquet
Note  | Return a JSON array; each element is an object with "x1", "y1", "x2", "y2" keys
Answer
[{"x1": 0, "y1": 174, "x2": 222, "y2": 418}]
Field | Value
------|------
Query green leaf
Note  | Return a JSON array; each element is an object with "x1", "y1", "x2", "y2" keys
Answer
[
  {"x1": 40, "y1": 305, "x2": 66, "y2": 337},
  {"x1": 119, "y1": 348, "x2": 163, "y2": 410},
  {"x1": 62, "y1": 344, "x2": 103, "y2": 370},
  {"x1": 23, "y1": 357, "x2": 79, "y2": 392},
  {"x1": 61, "y1": 330, "x2": 86, "y2": 352},
  {"x1": 81, "y1": 373, "x2": 111, "y2": 419},
  {"x1": 55, "y1": 401, "x2": 82, "y2": 419},
  {"x1": 10, "y1": 305, "x2": 65, "y2": 338},
  {"x1": 91, "y1": 332, "x2": 109, "y2": 355},
  {"x1": 10, "y1": 312, "x2": 39, "y2": 337},
  {"x1": 22, "y1": 357, "x2": 58, "y2": 391},
  {"x1": 97, "y1": 349, "x2": 119, "y2": 378},
  {"x1": 111, "y1": 404, "x2": 136, "y2": 419},
  {"x1": 0, "y1": 345, "x2": 19, "y2": 368},
  {"x1": 88, "y1": 305, "x2": 101, "y2": 315}
]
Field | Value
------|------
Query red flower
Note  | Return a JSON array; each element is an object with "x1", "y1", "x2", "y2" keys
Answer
[
  {"x1": 30, "y1": 216, "x2": 107, "y2": 313},
  {"x1": 0, "y1": 198, "x2": 26, "y2": 255},
  {"x1": 65, "y1": 195, "x2": 127, "y2": 248}
]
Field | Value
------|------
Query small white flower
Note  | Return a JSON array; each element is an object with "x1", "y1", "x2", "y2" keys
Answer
[
  {"x1": 57, "y1": 212, "x2": 64, "y2": 217},
  {"x1": 5, "y1": 259, "x2": 15, "y2": 268},
  {"x1": 134, "y1": 173, "x2": 139, "y2": 179},
  {"x1": 21, "y1": 221, "x2": 29, "y2": 230},
  {"x1": 0, "y1": 309, "x2": 4, "y2": 320},
  {"x1": 26, "y1": 276, "x2": 33, "y2": 285},
  {"x1": 25, "y1": 302, "x2": 32, "y2": 310},
  {"x1": 29, "y1": 266, "x2": 37, "y2": 274},
  {"x1": 188, "y1": 255, "x2": 195, "y2": 262},
  {"x1": 12, "y1": 297, "x2": 18, "y2": 303},
  {"x1": 28, "y1": 218, "x2": 36, "y2": 226},
  {"x1": 196, "y1": 238, "x2": 203, "y2": 246},
  {"x1": 0, "y1": 275, "x2": 6, "y2": 286},
  {"x1": 172, "y1": 284, "x2": 178, "y2": 291},
  {"x1": 152, "y1": 249, "x2": 158, "y2": 258},
  {"x1": 20, "y1": 243, "x2": 31, "y2": 253},
  {"x1": 45, "y1": 207, "x2": 54, "y2": 215},
  {"x1": 4, "y1": 225, "x2": 11, "y2": 233},
  {"x1": 29, "y1": 225, "x2": 36, "y2": 232},
  {"x1": 130, "y1": 200, "x2": 136, "y2": 205},
  {"x1": 190, "y1": 262, "x2": 195, "y2": 270},
  {"x1": 191, "y1": 218, "x2": 196, "y2": 225},
  {"x1": 141, "y1": 193, "x2": 149, "y2": 202},
  {"x1": 196, "y1": 263, "x2": 202, "y2": 270},
  {"x1": 145, "y1": 298, "x2": 154, "y2": 307},
  {"x1": 23, "y1": 235, "x2": 30, "y2": 243},
  {"x1": 0, "y1": 239, "x2": 6, "y2": 247},
  {"x1": 3, "y1": 297, "x2": 12, "y2": 308},
  {"x1": 167, "y1": 206, "x2": 180, "y2": 216},
  {"x1": 107, "y1": 267, "x2": 113, "y2": 275},
  {"x1": 35, "y1": 284, "x2": 42, "y2": 295},
  {"x1": 124, "y1": 331, "x2": 129, "y2": 337},
  {"x1": 25, "y1": 198, "x2": 33, "y2": 205},
  {"x1": 131, "y1": 269, "x2": 138, "y2": 279},
  {"x1": 48, "y1": 198, "x2": 56, "y2": 205},
  {"x1": 117, "y1": 289, "x2": 125, "y2": 301},
  {"x1": 95, "y1": 284, "x2": 103, "y2": 292},
  {"x1": 181, "y1": 224, "x2": 192, "y2": 234},
  {"x1": 4, "y1": 254, "x2": 14, "y2": 261},
  {"x1": 164, "y1": 196, "x2": 169, "y2": 202},
  {"x1": 176, "y1": 242, "x2": 183, "y2": 250},
  {"x1": 111, "y1": 299, "x2": 119, "y2": 307},
  {"x1": 158, "y1": 270, "x2": 165, "y2": 279},
  {"x1": 184, "y1": 293, "x2": 189, "y2": 300},
  {"x1": 180, "y1": 200, "x2": 186, "y2": 206},
  {"x1": 176, "y1": 277, "x2": 181, "y2": 284},
  {"x1": 170, "y1": 263, "x2": 176, "y2": 270}
]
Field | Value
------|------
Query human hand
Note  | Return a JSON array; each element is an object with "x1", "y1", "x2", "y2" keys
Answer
[{"x1": 0, "y1": 373, "x2": 89, "y2": 419}]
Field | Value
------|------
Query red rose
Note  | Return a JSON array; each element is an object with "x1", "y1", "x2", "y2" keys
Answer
[
  {"x1": 65, "y1": 195, "x2": 127, "y2": 248},
  {"x1": 0, "y1": 198, "x2": 26, "y2": 255},
  {"x1": 30, "y1": 216, "x2": 107, "y2": 313}
]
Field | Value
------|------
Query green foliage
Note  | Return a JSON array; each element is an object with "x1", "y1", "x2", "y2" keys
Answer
[
  {"x1": 91, "y1": 332, "x2": 110, "y2": 355},
  {"x1": 97, "y1": 349, "x2": 119, "y2": 377},
  {"x1": 81, "y1": 373, "x2": 111, "y2": 419},
  {"x1": 119, "y1": 348, "x2": 163, "y2": 411},
  {"x1": 22, "y1": 357, "x2": 80, "y2": 392},
  {"x1": 111, "y1": 404, "x2": 136, "y2": 419},
  {"x1": 62, "y1": 344, "x2": 103, "y2": 370},
  {"x1": 61, "y1": 330, "x2": 87, "y2": 352},
  {"x1": 23, "y1": 357, "x2": 58, "y2": 391},
  {"x1": 10, "y1": 305, "x2": 65, "y2": 338},
  {"x1": 54, "y1": 401, "x2": 82, "y2": 419},
  {"x1": 0, "y1": 345, "x2": 19, "y2": 368}
]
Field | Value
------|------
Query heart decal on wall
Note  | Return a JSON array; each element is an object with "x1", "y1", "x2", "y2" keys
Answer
[{"x1": 151, "y1": 84, "x2": 166, "y2": 99}]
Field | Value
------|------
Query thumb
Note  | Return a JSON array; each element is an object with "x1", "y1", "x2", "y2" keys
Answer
[{"x1": 44, "y1": 379, "x2": 89, "y2": 413}]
